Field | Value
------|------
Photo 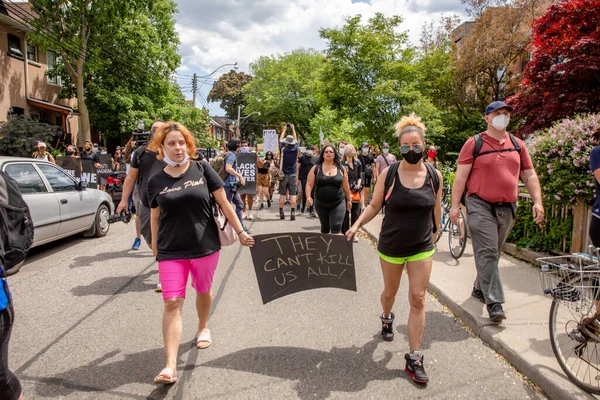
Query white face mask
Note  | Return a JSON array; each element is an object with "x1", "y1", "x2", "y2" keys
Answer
[
  {"x1": 306, "y1": 151, "x2": 313, "y2": 156},
  {"x1": 161, "y1": 145, "x2": 189, "y2": 167},
  {"x1": 338, "y1": 148, "x2": 345, "y2": 156},
  {"x1": 491, "y1": 114, "x2": 510, "y2": 131},
  {"x1": 362, "y1": 147, "x2": 369, "y2": 154},
  {"x1": 240, "y1": 146, "x2": 250, "y2": 153}
]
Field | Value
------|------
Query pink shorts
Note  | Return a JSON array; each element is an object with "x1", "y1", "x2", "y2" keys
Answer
[{"x1": 158, "y1": 252, "x2": 220, "y2": 300}]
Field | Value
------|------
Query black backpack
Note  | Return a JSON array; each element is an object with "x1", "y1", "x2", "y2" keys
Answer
[
  {"x1": 461, "y1": 133, "x2": 522, "y2": 205},
  {"x1": 383, "y1": 161, "x2": 440, "y2": 233},
  {"x1": 0, "y1": 171, "x2": 34, "y2": 276}
]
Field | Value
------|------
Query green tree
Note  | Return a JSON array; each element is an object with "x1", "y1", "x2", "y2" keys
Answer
[
  {"x1": 244, "y1": 48, "x2": 325, "y2": 141},
  {"x1": 29, "y1": 0, "x2": 181, "y2": 143},
  {"x1": 156, "y1": 103, "x2": 214, "y2": 148},
  {"x1": 207, "y1": 70, "x2": 253, "y2": 120},
  {"x1": 319, "y1": 13, "x2": 441, "y2": 146}
]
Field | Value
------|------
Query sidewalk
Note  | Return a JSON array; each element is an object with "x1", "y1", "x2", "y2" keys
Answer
[{"x1": 362, "y1": 214, "x2": 596, "y2": 400}]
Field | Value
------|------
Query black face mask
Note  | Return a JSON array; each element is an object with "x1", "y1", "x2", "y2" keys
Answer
[
  {"x1": 66, "y1": 150, "x2": 74, "y2": 156},
  {"x1": 84, "y1": 147, "x2": 91, "y2": 152},
  {"x1": 402, "y1": 150, "x2": 422, "y2": 165}
]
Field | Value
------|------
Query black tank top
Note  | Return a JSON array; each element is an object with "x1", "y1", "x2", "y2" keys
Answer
[
  {"x1": 315, "y1": 165, "x2": 345, "y2": 207},
  {"x1": 378, "y1": 168, "x2": 436, "y2": 257}
]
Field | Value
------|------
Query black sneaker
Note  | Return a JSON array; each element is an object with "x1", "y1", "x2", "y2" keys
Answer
[
  {"x1": 290, "y1": 211, "x2": 296, "y2": 221},
  {"x1": 380, "y1": 313, "x2": 394, "y2": 341},
  {"x1": 280, "y1": 211, "x2": 285, "y2": 220},
  {"x1": 471, "y1": 288, "x2": 485, "y2": 304},
  {"x1": 259, "y1": 203, "x2": 264, "y2": 210},
  {"x1": 487, "y1": 302, "x2": 506, "y2": 323},
  {"x1": 267, "y1": 199, "x2": 272, "y2": 208},
  {"x1": 405, "y1": 352, "x2": 429, "y2": 384}
]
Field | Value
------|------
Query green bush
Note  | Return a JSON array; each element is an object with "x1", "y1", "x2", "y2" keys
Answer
[{"x1": 0, "y1": 115, "x2": 61, "y2": 157}]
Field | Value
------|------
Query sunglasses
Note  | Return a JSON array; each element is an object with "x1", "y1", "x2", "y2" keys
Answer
[
  {"x1": 400, "y1": 144, "x2": 423, "y2": 154},
  {"x1": 324, "y1": 150, "x2": 335, "y2": 154}
]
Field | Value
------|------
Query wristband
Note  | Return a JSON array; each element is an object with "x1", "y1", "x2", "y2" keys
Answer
[{"x1": 236, "y1": 230, "x2": 244, "y2": 235}]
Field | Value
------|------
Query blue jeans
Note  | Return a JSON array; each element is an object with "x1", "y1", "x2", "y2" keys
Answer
[{"x1": 225, "y1": 186, "x2": 244, "y2": 226}]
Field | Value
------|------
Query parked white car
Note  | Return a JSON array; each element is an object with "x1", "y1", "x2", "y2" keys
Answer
[{"x1": 0, "y1": 156, "x2": 114, "y2": 248}]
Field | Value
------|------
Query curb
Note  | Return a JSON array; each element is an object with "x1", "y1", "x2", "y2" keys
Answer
[{"x1": 361, "y1": 225, "x2": 595, "y2": 400}]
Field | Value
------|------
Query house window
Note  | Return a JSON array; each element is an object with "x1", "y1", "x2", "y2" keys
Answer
[
  {"x1": 7, "y1": 34, "x2": 23, "y2": 58},
  {"x1": 47, "y1": 50, "x2": 61, "y2": 85},
  {"x1": 26, "y1": 43, "x2": 38, "y2": 62}
]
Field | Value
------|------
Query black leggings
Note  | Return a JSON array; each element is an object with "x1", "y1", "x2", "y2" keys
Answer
[
  {"x1": 590, "y1": 215, "x2": 600, "y2": 247},
  {"x1": 315, "y1": 200, "x2": 346, "y2": 234},
  {"x1": 342, "y1": 202, "x2": 361, "y2": 234},
  {"x1": 0, "y1": 303, "x2": 21, "y2": 400}
]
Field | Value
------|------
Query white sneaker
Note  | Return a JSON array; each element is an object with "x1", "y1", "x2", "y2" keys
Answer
[
  {"x1": 155, "y1": 282, "x2": 162, "y2": 293},
  {"x1": 247, "y1": 213, "x2": 253, "y2": 220}
]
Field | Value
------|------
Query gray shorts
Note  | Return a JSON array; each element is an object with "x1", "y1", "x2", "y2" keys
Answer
[
  {"x1": 138, "y1": 203, "x2": 152, "y2": 245},
  {"x1": 279, "y1": 174, "x2": 298, "y2": 196}
]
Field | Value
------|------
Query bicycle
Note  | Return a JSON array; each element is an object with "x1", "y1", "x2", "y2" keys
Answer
[
  {"x1": 434, "y1": 186, "x2": 468, "y2": 259},
  {"x1": 538, "y1": 247, "x2": 600, "y2": 394}
]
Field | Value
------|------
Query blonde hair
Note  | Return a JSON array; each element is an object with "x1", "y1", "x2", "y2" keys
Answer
[
  {"x1": 344, "y1": 144, "x2": 358, "y2": 162},
  {"x1": 394, "y1": 113, "x2": 426, "y2": 141},
  {"x1": 147, "y1": 121, "x2": 197, "y2": 160}
]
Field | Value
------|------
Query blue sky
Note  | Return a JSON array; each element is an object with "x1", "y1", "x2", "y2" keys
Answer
[{"x1": 173, "y1": 0, "x2": 467, "y2": 116}]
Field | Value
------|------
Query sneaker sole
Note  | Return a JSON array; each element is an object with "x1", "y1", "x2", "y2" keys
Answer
[
  {"x1": 490, "y1": 314, "x2": 506, "y2": 323},
  {"x1": 405, "y1": 368, "x2": 429, "y2": 384},
  {"x1": 381, "y1": 335, "x2": 394, "y2": 342}
]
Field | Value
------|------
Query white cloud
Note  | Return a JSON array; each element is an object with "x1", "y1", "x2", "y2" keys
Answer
[{"x1": 173, "y1": 0, "x2": 466, "y2": 110}]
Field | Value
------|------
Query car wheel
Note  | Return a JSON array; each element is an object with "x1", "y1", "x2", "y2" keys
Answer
[{"x1": 94, "y1": 204, "x2": 110, "y2": 237}]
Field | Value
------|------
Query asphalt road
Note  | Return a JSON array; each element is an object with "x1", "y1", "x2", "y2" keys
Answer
[{"x1": 9, "y1": 198, "x2": 545, "y2": 399}]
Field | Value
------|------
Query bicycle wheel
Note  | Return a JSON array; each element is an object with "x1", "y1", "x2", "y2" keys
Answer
[
  {"x1": 549, "y1": 274, "x2": 600, "y2": 394},
  {"x1": 449, "y1": 208, "x2": 467, "y2": 259},
  {"x1": 434, "y1": 219, "x2": 445, "y2": 244}
]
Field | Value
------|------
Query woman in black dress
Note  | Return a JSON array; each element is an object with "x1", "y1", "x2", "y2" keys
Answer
[{"x1": 305, "y1": 144, "x2": 352, "y2": 234}]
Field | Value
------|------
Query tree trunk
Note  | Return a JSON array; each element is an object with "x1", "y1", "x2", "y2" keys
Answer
[{"x1": 76, "y1": 74, "x2": 91, "y2": 144}]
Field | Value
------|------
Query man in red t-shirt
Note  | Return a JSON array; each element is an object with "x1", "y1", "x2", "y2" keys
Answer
[{"x1": 450, "y1": 101, "x2": 544, "y2": 323}]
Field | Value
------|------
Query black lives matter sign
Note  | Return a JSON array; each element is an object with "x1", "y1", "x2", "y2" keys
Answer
[
  {"x1": 236, "y1": 152, "x2": 256, "y2": 195},
  {"x1": 250, "y1": 233, "x2": 356, "y2": 304}
]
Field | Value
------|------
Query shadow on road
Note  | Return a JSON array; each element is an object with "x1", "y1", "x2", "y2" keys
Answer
[
  {"x1": 201, "y1": 336, "x2": 420, "y2": 399},
  {"x1": 69, "y1": 249, "x2": 153, "y2": 268},
  {"x1": 26, "y1": 343, "x2": 193, "y2": 399},
  {"x1": 395, "y1": 311, "x2": 472, "y2": 350},
  {"x1": 71, "y1": 270, "x2": 158, "y2": 296}
]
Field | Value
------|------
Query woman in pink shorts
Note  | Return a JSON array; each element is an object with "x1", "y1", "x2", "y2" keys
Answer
[{"x1": 146, "y1": 122, "x2": 255, "y2": 385}]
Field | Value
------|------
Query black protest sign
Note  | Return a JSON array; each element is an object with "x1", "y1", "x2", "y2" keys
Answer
[
  {"x1": 97, "y1": 154, "x2": 114, "y2": 179},
  {"x1": 80, "y1": 159, "x2": 99, "y2": 188},
  {"x1": 56, "y1": 156, "x2": 81, "y2": 179},
  {"x1": 250, "y1": 233, "x2": 356, "y2": 304},
  {"x1": 236, "y1": 152, "x2": 256, "y2": 194}
]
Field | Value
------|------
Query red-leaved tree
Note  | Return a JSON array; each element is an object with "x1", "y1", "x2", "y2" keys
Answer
[{"x1": 508, "y1": 0, "x2": 600, "y2": 136}]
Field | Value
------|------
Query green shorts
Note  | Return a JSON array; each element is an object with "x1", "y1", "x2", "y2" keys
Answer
[{"x1": 377, "y1": 249, "x2": 435, "y2": 265}]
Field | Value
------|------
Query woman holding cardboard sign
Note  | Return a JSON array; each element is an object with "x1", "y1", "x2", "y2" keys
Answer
[
  {"x1": 346, "y1": 114, "x2": 443, "y2": 384},
  {"x1": 305, "y1": 144, "x2": 352, "y2": 234},
  {"x1": 146, "y1": 122, "x2": 255, "y2": 385}
]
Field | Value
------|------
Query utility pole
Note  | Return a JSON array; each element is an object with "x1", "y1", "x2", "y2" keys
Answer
[
  {"x1": 192, "y1": 73, "x2": 198, "y2": 108},
  {"x1": 237, "y1": 104, "x2": 242, "y2": 138}
]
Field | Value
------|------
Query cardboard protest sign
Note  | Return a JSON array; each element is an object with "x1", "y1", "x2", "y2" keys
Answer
[
  {"x1": 97, "y1": 154, "x2": 114, "y2": 179},
  {"x1": 236, "y1": 152, "x2": 256, "y2": 195},
  {"x1": 250, "y1": 233, "x2": 356, "y2": 304},
  {"x1": 56, "y1": 156, "x2": 81, "y2": 179},
  {"x1": 80, "y1": 159, "x2": 99, "y2": 189},
  {"x1": 263, "y1": 130, "x2": 278, "y2": 154}
]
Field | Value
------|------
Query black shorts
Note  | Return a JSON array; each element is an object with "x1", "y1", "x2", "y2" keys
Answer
[
  {"x1": 279, "y1": 174, "x2": 298, "y2": 196},
  {"x1": 363, "y1": 175, "x2": 373, "y2": 188},
  {"x1": 590, "y1": 215, "x2": 600, "y2": 247}
]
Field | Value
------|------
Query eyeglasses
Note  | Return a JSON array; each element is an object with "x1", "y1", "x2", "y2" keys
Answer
[{"x1": 400, "y1": 144, "x2": 423, "y2": 154}]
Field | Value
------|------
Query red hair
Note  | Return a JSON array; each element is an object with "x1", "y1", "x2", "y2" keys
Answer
[{"x1": 147, "y1": 121, "x2": 197, "y2": 160}]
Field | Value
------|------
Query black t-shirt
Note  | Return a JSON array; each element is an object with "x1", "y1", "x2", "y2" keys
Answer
[
  {"x1": 80, "y1": 151, "x2": 100, "y2": 163},
  {"x1": 298, "y1": 154, "x2": 318, "y2": 181},
  {"x1": 131, "y1": 145, "x2": 167, "y2": 207},
  {"x1": 147, "y1": 162, "x2": 224, "y2": 261},
  {"x1": 279, "y1": 142, "x2": 299, "y2": 175},
  {"x1": 359, "y1": 153, "x2": 375, "y2": 177}
]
